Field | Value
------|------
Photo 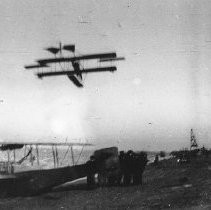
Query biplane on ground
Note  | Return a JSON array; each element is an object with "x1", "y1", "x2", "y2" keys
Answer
[
  {"x1": 0, "y1": 139, "x2": 93, "y2": 174},
  {"x1": 25, "y1": 43, "x2": 125, "y2": 87},
  {"x1": 0, "y1": 140, "x2": 93, "y2": 197}
]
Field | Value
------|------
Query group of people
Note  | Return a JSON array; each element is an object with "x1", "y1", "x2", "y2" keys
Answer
[
  {"x1": 118, "y1": 150, "x2": 148, "y2": 185},
  {"x1": 86, "y1": 150, "x2": 148, "y2": 188}
]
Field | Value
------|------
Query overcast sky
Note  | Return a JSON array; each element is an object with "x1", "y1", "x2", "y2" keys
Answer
[{"x1": 0, "y1": 0, "x2": 211, "y2": 151}]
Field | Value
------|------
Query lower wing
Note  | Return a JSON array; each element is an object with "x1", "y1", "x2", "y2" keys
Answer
[
  {"x1": 36, "y1": 66, "x2": 117, "y2": 78},
  {"x1": 36, "y1": 66, "x2": 116, "y2": 87}
]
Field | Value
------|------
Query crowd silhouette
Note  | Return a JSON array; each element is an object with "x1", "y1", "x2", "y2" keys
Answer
[{"x1": 86, "y1": 148, "x2": 148, "y2": 188}]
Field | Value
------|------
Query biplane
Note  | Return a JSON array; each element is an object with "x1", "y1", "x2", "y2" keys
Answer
[
  {"x1": 25, "y1": 43, "x2": 125, "y2": 87},
  {"x1": 0, "y1": 139, "x2": 93, "y2": 173},
  {"x1": 0, "y1": 139, "x2": 93, "y2": 197}
]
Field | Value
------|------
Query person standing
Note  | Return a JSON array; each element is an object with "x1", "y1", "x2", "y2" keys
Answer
[{"x1": 86, "y1": 156, "x2": 97, "y2": 189}]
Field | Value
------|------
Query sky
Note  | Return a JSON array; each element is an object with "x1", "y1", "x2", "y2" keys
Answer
[{"x1": 0, "y1": 0, "x2": 211, "y2": 151}]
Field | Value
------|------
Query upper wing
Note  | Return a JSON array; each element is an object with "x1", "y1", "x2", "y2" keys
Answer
[
  {"x1": 0, "y1": 141, "x2": 93, "y2": 147},
  {"x1": 0, "y1": 144, "x2": 24, "y2": 151},
  {"x1": 36, "y1": 52, "x2": 117, "y2": 64},
  {"x1": 99, "y1": 57, "x2": 125, "y2": 62},
  {"x1": 25, "y1": 64, "x2": 49, "y2": 69}
]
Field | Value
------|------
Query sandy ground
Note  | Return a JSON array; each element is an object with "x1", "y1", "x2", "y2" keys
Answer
[{"x1": 0, "y1": 157, "x2": 210, "y2": 210}]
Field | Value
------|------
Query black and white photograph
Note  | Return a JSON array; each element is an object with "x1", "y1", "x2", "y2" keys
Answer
[{"x1": 0, "y1": 0, "x2": 210, "y2": 209}]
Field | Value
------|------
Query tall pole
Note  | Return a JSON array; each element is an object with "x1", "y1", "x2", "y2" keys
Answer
[
  {"x1": 7, "y1": 150, "x2": 10, "y2": 174},
  {"x1": 24, "y1": 145, "x2": 27, "y2": 156},
  {"x1": 7, "y1": 150, "x2": 10, "y2": 162},
  {"x1": 13, "y1": 149, "x2": 16, "y2": 162},
  {"x1": 70, "y1": 146, "x2": 75, "y2": 166},
  {"x1": 36, "y1": 145, "x2": 40, "y2": 166},
  {"x1": 52, "y1": 146, "x2": 56, "y2": 168},
  {"x1": 55, "y1": 146, "x2": 59, "y2": 167},
  {"x1": 30, "y1": 146, "x2": 33, "y2": 166}
]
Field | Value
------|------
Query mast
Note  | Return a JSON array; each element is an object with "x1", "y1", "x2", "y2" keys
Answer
[{"x1": 190, "y1": 128, "x2": 198, "y2": 150}]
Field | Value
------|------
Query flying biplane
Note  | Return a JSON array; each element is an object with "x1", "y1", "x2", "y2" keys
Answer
[{"x1": 25, "y1": 43, "x2": 125, "y2": 87}]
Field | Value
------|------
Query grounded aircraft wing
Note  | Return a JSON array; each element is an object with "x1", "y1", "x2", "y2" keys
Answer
[
  {"x1": 37, "y1": 52, "x2": 117, "y2": 64},
  {"x1": 0, "y1": 144, "x2": 24, "y2": 151},
  {"x1": 0, "y1": 141, "x2": 93, "y2": 147}
]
